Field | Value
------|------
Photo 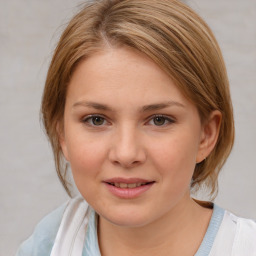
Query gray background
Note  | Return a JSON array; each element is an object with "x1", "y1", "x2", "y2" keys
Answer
[{"x1": 0, "y1": 0, "x2": 255, "y2": 255}]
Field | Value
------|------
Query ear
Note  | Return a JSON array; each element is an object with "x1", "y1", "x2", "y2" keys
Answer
[
  {"x1": 196, "y1": 110, "x2": 222, "y2": 163},
  {"x1": 57, "y1": 122, "x2": 70, "y2": 162}
]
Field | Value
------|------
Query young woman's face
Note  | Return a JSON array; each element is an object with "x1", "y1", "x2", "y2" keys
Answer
[{"x1": 61, "y1": 47, "x2": 207, "y2": 227}]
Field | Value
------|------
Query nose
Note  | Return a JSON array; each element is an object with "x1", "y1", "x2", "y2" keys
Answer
[{"x1": 108, "y1": 125, "x2": 147, "y2": 168}]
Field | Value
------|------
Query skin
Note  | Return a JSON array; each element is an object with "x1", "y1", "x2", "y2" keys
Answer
[{"x1": 60, "y1": 46, "x2": 221, "y2": 255}]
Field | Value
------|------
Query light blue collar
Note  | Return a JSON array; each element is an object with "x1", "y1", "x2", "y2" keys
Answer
[
  {"x1": 195, "y1": 204, "x2": 225, "y2": 256},
  {"x1": 83, "y1": 204, "x2": 225, "y2": 256}
]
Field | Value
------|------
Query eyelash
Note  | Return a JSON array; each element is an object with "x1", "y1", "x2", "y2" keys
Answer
[
  {"x1": 148, "y1": 114, "x2": 175, "y2": 126},
  {"x1": 82, "y1": 114, "x2": 175, "y2": 127},
  {"x1": 82, "y1": 115, "x2": 108, "y2": 127}
]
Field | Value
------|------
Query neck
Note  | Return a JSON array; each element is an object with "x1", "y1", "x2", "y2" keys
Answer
[{"x1": 98, "y1": 196, "x2": 212, "y2": 256}]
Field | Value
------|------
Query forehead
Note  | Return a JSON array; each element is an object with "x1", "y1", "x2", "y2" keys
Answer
[{"x1": 66, "y1": 46, "x2": 191, "y2": 108}]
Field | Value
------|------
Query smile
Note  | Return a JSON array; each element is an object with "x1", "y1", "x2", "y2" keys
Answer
[
  {"x1": 107, "y1": 182, "x2": 151, "y2": 188},
  {"x1": 103, "y1": 178, "x2": 155, "y2": 199}
]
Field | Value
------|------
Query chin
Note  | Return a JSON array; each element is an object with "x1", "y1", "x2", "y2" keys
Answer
[
  {"x1": 104, "y1": 216, "x2": 151, "y2": 228},
  {"x1": 98, "y1": 206, "x2": 156, "y2": 228}
]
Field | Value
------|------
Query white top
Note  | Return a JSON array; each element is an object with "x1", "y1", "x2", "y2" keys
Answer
[
  {"x1": 210, "y1": 210, "x2": 256, "y2": 255},
  {"x1": 17, "y1": 197, "x2": 256, "y2": 256}
]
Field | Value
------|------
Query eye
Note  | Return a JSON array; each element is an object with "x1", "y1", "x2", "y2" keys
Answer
[
  {"x1": 83, "y1": 115, "x2": 107, "y2": 126},
  {"x1": 148, "y1": 115, "x2": 175, "y2": 126}
]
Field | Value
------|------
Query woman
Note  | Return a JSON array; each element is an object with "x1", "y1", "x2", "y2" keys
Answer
[{"x1": 16, "y1": 0, "x2": 256, "y2": 255}]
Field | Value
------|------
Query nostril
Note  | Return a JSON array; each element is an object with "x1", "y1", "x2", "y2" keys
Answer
[
  {"x1": 111, "y1": 159, "x2": 141, "y2": 168},
  {"x1": 108, "y1": 141, "x2": 147, "y2": 167}
]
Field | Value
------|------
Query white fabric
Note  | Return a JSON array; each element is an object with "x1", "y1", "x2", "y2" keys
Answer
[
  {"x1": 50, "y1": 197, "x2": 256, "y2": 256},
  {"x1": 50, "y1": 197, "x2": 89, "y2": 256},
  {"x1": 210, "y1": 211, "x2": 256, "y2": 256}
]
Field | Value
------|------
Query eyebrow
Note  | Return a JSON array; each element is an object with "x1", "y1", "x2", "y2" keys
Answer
[
  {"x1": 72, "y1": 100, "x2": 185, "y2": 112},
  {"x1": 73, "y1": 101, "x2": 113, "y2": 111},
  {"x1": 141, "y1": 101, "x2": 185, "y2": 112}
]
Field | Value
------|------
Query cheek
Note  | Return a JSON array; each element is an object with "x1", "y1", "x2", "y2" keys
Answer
[
  {"x1": 66, "y1": 137, "x2": 107, "y2": 177},
  {"x1": 66, "y1": 138, "x2": 108, "y2": 203},
  {"x1": 149, "y1": 132, "x2": 199, "y2": 183}
]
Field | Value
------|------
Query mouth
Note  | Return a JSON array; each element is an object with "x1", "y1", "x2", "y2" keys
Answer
[
  {"x1": 106, "y1": 181, "x2": 155, "y2": 188},
  {"x1": 103, "y1": 178, "x2": 155, "y2": 199}
]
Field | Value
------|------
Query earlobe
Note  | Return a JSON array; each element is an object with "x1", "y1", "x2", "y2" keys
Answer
[
  {"x1": 196, "y1": 110, "x2": 222, "y2": 163},
  {"x1": 57, "y1": 122, "x2": 70, "y2": 162}
]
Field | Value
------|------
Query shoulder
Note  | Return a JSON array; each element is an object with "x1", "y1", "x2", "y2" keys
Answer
[
  {"x1": 211, "y1": 208, "x2": 256, "y2": 255},
  {"x1": 227, "y1": 211, "x2": 256, "y2": 251},
  {"x1": 15, "y1": 202, "x2": 68, "y2": 256},
  {"x1": 224, "y1": 210, "x2": 256, "y2": 235}
]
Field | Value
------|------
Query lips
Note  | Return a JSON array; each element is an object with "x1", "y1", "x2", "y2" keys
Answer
[
  {"x1": 109, "y1": 182, "x2": 149, "y2": 188},
  {"x1": 103, "y1": 178, "x2": 155, "y2": 199},
  {"x1": 104, "y1": 177, "x2": 154, "y2": 187}
]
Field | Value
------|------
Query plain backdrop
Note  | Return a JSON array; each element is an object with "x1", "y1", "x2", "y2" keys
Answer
[{"x1": 0, "y1": 0, "x2": 255, "y2": 255}]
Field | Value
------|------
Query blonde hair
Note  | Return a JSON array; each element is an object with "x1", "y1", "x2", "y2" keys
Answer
[{"x1": 41, "y1": 0, "x2": 234, "y2": 197}]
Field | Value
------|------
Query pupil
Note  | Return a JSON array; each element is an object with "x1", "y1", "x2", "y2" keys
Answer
[
  {"x1": 92, "y1": 117, "x2": 104, "y2": 125},
  {"x1": 154, "y1": 116, "x2": 165, "y2": 126}
]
